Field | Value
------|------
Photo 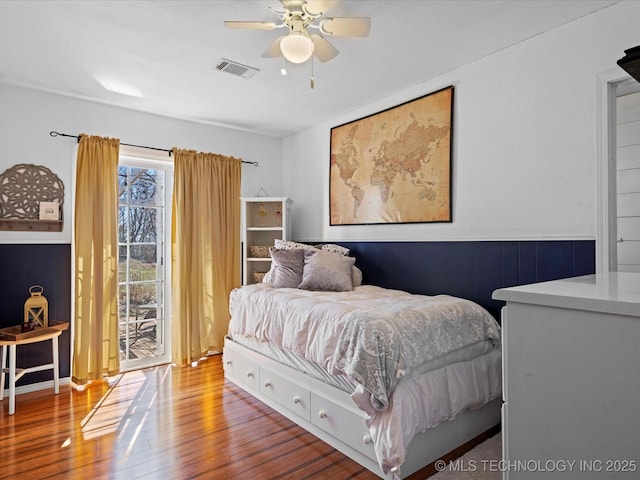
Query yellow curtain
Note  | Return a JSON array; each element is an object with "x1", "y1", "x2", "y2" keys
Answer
[
  {"x1": 171, "y1": 148, "x2": 241, "y2": 365},
  {"x1": 73, "y1": 134, "x2": 120, "y2": 385}
]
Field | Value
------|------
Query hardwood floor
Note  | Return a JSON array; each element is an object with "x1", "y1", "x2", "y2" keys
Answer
[
  {"x1": 0, "y1": 355, "x2": 380, "y2": 479},
  {"x1": 1, "y1": 354, "x2": 494, "y2": 479}
]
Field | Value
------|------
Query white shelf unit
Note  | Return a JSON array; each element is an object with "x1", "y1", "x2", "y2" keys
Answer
[{"x1": 241, "y1": 197, "x2": 292, "y2": 285}]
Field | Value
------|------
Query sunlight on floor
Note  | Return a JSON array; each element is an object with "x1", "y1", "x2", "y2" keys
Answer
[{"x1": 78, "y1": 364, "x2": 172, "y2": 445}]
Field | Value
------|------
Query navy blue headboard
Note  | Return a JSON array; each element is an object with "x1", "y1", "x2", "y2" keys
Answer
[{"x1": 335, "y1": 240, "x2": 595, "y2": 320}]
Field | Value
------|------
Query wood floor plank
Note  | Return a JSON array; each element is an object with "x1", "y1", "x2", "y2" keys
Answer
[
  {"x1": 0, "y1": 355, "x2": 386, "y2": 480},
  {"x1": 0, "y1": 353, "x2": 489, "y2": 479}
]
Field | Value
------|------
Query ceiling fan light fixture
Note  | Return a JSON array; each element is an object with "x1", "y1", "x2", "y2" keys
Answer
[{"x1": 280, "y1": 33, "x2": 314, "y2": 64}]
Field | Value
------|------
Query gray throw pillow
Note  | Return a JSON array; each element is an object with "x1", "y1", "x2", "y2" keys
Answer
[
  {"x1": 269, "y1": 247, "x2": 304, "y2": 288},
  {"x1": 352, "y1": 265, "x2": 363, "y2": 287},
  {"x1": 298, "y1": 249, "x2": 355, "y2": 292}
]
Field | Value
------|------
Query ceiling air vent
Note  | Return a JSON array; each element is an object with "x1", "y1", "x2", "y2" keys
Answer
[{"x1": 216, "y1": 59, "x2": 259, "y2": 79}]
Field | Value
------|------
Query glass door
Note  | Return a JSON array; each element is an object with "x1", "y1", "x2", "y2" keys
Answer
[{"x1": 118, "y1": 161, "x2": 171, "y2": 370}]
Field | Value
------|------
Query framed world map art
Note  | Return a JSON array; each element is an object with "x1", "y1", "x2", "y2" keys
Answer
[{"x1": 330, "y1": 86, "x2": 453, "y2": 225}]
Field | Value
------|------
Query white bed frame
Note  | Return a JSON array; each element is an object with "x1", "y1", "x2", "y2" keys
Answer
[{"x1": 223, "y1": 338, "x2": 501, "y2": 479}]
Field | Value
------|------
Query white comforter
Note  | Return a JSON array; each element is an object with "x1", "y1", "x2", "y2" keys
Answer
[{"x1": 228, "y1": 283, "x2": 502, "y2": 473}]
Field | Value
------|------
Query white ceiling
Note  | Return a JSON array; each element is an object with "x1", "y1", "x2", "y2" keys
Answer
[{"x1": 0, "y1": 0, "x2": 620, "y2": 137}]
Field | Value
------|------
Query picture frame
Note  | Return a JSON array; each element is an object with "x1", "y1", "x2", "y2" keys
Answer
[{"x1": 329, "y1": 86, "x2": 453, "y2": 225}]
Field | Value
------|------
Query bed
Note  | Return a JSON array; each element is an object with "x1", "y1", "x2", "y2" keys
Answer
[{"x1": 223, "y1": 242, "x2": 502, "y2": 479}]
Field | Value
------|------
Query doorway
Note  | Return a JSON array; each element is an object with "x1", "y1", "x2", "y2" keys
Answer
[
  {"x1": 614, "y1": 85, "x2": 640, "y2": 272},
  {"x1": 117, "y1": 159, "x2": 172, "y2": 370},
  {"x1": 596, "y1": 70, "x2": 640, "y2": 272}
]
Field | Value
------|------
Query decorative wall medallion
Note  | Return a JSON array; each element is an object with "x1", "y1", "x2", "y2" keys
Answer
[{"x1": 0, "y1": 163, "x2": 65, "y2": 219}]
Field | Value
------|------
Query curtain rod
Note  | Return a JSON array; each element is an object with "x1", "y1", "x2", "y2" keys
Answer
[{"x1": 49, "y1": 131, "x2": 259, "y2": 166}]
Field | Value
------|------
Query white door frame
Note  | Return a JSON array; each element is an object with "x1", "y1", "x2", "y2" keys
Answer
[
  {"x1": 118, "y1": 149, "x2": 173, "y2": 371},
  {"x1": 595, "y1": 68, "x2": 632, "y2": 272}
]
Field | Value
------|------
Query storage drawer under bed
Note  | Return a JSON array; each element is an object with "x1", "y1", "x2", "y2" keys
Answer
[
  {"x1": 223, "y1": 346, "x2": 260, "y2": 391},
  {"x1": 260, "y1": 368, "x2": 311, "y2": 421},
  {"x1": 310, "y1": 391, "x2": 377, "y2": 460},
  {"x1": 223, "y1": 341, "x2": 378, "y2": 464}
]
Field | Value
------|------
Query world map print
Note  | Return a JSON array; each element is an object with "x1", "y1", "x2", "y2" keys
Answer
[{"x1": 330, "y1": 87, "x2": 452, "y2": 225}]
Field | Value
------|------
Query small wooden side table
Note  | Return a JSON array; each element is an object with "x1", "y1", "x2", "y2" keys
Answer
[{"x1": 0, "y1": 322, "x2": 68, "y2": 415}]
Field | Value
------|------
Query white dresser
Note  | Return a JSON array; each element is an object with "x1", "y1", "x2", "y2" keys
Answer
[{"x1": 493, "y1": 273, "x2": 640, "y2": 479}]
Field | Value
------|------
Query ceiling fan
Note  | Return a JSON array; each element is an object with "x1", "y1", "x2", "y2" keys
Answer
[{"x1": 224, "y1": 0, "x2": 371, "y2": 66}]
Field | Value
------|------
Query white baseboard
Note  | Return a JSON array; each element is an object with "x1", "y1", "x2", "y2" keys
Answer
[{"x1": 2, "y1": 377, "x2": 71, "y2": 397}]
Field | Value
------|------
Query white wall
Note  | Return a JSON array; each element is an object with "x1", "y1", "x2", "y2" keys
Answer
[
  {"x1": 283, "y1": 1, "x2": 640, "y2": 243},
  {"x1": 0, "y1": 84, "x2": 283, "y2": 243}
]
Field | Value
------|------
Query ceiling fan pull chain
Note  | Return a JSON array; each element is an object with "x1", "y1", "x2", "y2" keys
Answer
[{"x1": 310, "y1": 55, "x2": 315, "y2": 89}]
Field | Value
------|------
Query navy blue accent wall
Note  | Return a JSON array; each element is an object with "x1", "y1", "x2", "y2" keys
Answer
[
  {"x1": 338, "y1": 240, "x2": 596, "y2": 320},
  {"x1": 0, "y1": 244, "x2": 71, "y2": 385},
  {"x1": 0, "y1": 240, "x2": 595, "y2": 388}
]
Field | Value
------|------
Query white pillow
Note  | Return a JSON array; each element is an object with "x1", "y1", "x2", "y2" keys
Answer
[
  {"x1": 320, "y1": 243, "x2": 350, "y2": 256},
  {"x1": 274, "y1": 239, "x2": 320, "y2": 252}
]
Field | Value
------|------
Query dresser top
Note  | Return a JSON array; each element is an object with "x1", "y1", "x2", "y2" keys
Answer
[{"x1": 492, "y1": 272, "x2": 640, "y2": 317}]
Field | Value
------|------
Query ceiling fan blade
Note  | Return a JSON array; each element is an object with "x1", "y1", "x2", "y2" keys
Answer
[
  {"x1": 305, "y1": 0, "x2": 338, "y2": 15},
  {"x1": 224, "y1": 21, "x2": 278, "y2": 30},
  {"x1": 261, "y1": 36, "x2": 285, "y2": 58},
  {"x1": 310, "y1": 34, "x2": 339, "y2": 62},
  {"x1": 320, "y1": 17, "x2": 371, "y2": 37}
]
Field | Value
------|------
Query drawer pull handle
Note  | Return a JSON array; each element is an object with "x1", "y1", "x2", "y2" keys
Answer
[
  {"x1": 318, "y1": 410, "x2": 327, "y2": 419},
  {"x1": 246, "y1": 371, "x2": 254, "y2": 378},
  {"x1": 363, "y1": 435, "x2": 372, "y2": 445},
  {"x1": 264, "y1": 380, "x2": 271, "y2": 388},
  {"x1": 293, "y1": 396, "x2": 301, "y2": 404},
  {"x1": 225, "y1": 360, "x2": 232, "y2": 366}
]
